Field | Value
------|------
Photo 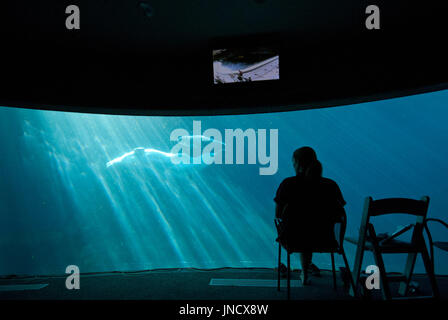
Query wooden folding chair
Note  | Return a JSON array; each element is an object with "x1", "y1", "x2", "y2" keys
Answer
[
  {"x1": 425, "y1": 218, "x2": 448, "y2": 274},
  {"x1": 347, "y1": 196, "x2": 439, "y2": 300},
  {"x1": 275, "y1": 208, "x2": 357, "y2": 300}
]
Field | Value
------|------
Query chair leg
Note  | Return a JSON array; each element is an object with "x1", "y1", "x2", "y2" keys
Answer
[
  {"x1": 341, "y1": 249, "x2": 357, "y2": 298},
  {"x1": 398, "y1": 252, "x2": 417, "y2": 296},
  {"x1": 277, "y1": 243, "x2": 281, "y2": 291},
  {"x1": 366, "y1": 224, "x2": 391, "y2": 300},
  {"x1": 351, "y1": 223, "x2": 369, "y2": 297},
  {"x1": 287, "y1": 252, "x2": 290, "y2": 300},
  {"x1": 371, "y1": 246, "x2": 391, "y2": 300},
  {"x1": 420, "y1": 245, "x2": 440, "y2": 299},
  {"x1": 331, "y1": 253, "x2": 337, "y2": 290}
]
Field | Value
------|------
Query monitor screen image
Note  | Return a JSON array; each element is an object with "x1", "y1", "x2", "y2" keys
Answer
[{"x1": 213, "y1": 47, "x2": 279, "y2": 84}]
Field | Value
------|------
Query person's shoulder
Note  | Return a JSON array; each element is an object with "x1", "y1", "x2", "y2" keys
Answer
[
  {"x1": 321, "y1": 177, "x2": 346, "y2": 204},
  {"x1": 277, "y1": 176, "x2": 298, "y2": 189},
  {"x1": 321, "y1": 177, "x2": 340, "y2": 188},
  {"x1": 321, "y1": 177, "x2": 336, "y2": 184},
  {"x1": 282, "y1": 176, "x2": 297, "y2": 183},
  {"x1": 275, "y1": 176, "x2": 298, "y2": 202},
  {"x1": 281, "y1": 176, "x2": 302, "y2": 185}
]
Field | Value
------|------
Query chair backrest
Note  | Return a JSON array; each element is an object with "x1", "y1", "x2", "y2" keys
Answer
[
  {"x1": 367, "y1": 196, "x2": 430, "y2": 217},
  {"x1": 360, "y1": 196, "x2": 430, "y2": 244}
]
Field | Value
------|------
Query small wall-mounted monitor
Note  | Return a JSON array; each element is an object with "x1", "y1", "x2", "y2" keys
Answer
[{"x1": 213, "y1": 47, "x2": 279, "y2": 84}]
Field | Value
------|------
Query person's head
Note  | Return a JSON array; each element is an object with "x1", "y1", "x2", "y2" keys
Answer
[{"x1": 292, "y1": 146, "x2": 317, "y2": 176}]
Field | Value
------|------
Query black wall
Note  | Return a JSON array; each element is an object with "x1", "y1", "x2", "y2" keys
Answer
[{"x1": 1, "y1": 1, "x2": 447, "y2": 115}]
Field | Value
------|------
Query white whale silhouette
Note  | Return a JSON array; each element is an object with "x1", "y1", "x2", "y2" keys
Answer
[
  {"x1": 177, "y1": 135, "x2": 225, "y2": 145},
  {"x1": 106, "y1": 146, "x2": 216, "y2": 168},
  {"x1": 106, "y1": 147, "x2": 176, "y2": 168}
]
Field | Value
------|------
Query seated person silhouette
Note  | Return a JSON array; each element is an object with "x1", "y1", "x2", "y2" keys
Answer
[{"x1": 274, "y1": 147, "x2": 346, "y2": 285}]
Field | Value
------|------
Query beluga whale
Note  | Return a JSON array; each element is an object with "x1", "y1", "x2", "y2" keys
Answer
[{"x1": 105, "y1": 146, "x2": 213, "y2": 168}]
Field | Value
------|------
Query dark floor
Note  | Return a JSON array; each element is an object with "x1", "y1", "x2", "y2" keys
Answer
[{"x1": 0, "y1": 268, "x2": 447, "y2": 300}]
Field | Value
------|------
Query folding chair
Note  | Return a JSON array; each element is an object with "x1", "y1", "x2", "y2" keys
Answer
[
  {"x1": 347, "y1": 196, "x2": 439, "y2": 300},
  {"x1": 275, "y1": 208, "x2": 356, "y2": 300},
  {"x1": 424, "y1": 218, "x2": 448, "y2": 273}
]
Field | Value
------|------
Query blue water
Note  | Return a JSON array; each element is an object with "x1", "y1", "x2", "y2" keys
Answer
[{"x1": 1, "y1": 90, "x2": 447, "y2": 276}]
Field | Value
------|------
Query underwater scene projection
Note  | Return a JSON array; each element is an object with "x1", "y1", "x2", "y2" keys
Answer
[{"x1": 0, "y1": 90, "x2": 447, "y2": 276}]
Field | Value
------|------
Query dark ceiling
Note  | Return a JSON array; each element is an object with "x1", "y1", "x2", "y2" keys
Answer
[{"x1": 0, "y1": 1, "x2": 447, "y2": 115}]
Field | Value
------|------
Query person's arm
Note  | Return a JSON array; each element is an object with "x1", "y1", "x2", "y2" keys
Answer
[
  {"x1": 332, "y1": 181, "x2": 346, "y2": 221},
  {"x1": 326, "y1": 179, "x2": 345, "y2": 206}
]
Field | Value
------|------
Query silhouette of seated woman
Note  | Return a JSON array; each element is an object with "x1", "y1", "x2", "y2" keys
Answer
[{"x1": 274, "y1": 147, "x2": 346, "y2": 285}]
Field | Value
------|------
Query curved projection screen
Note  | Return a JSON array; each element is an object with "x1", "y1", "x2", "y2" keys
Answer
[{"x1": 1, "y1": 90, "x2": 448, "y2": 276}]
